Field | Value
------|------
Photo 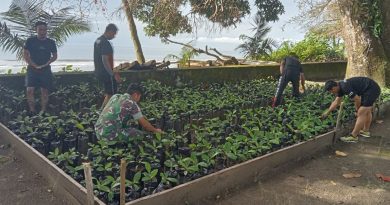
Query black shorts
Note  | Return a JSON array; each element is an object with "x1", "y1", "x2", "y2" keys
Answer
[
  {"x1": 361, "y1": 82, "x2": 381, "y2": 107},
  {"x1": 97, "y1": 75, "x2": 117, "y2": 95},
  {"x1": 25, "y1": 67, "x2": 53, "y2": 90}
]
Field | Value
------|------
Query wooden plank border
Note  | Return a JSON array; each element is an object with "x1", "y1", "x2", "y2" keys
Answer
[
  {"x1": 0, "y1": 123, "x2": 105, "y2": 205},
  {"x1": 126, "y1": 131, "x2": 335, "y2": 205},
  {"x1": 1, "y1": 102, "x2": 388, "y2": 205}
]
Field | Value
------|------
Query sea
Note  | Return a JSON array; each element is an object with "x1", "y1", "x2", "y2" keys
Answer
[{"x1": 0, "y1": 59, "x2": 177, "y2": 74}]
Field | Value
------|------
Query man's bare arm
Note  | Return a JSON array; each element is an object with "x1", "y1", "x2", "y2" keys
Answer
[
  {"x1": 23, "y1": 49, "x2": 38, "y2": 68},
  {"x1": 102, "y1": 55, "x2": 114, "y2": 76}
]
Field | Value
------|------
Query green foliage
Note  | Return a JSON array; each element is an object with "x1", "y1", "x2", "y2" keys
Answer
[
  {"x1": 133, "y1": 0, "x2": 192, "y2": 38},
  {"x1": 60, "y1": 65, "x2": 82, "y2": 73},
  {"x1": 4, "y1": 78, "x2": 390, "y2": 203},
  {"x1": 19, "y1": 66, "x2": 27, "y2": 74},
  {"x1": 165, "y1": 44, "x2": 199, "y2": 67},
  {"x1": 130, "y1": 0, "x2": 284, "y2": 38},
  {"x1": 369, "y1": 0, "x2": 383, "y2": 38},
  {"x1": 255, "y1": 0, "x2": 285, "y2": 22},
  {"x1": 0, "y1": 0, "x2": 90, "y2": 59},
  {"x1": 236, "y1": 14, "x2": 277, "y2": 59},
  {"x1": 261, "y1": 32, "x2": 346, "y2": 62}
]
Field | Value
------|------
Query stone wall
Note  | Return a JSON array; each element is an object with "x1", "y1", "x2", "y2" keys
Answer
[{"x1": 0, "y1": 61, "x2": 346, "y2": 90}]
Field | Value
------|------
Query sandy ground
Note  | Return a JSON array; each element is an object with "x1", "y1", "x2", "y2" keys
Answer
[
  {"x1": 214, "y1": 115, "x2": 390, "y2": 205},
  {"x1": 0, "y1": 143, "x2": 67, "y2": 205}
]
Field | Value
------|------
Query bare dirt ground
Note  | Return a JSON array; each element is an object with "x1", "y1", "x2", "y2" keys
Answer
[
  {"x1": 215, "y1": 115, "x2": 390, "y2": 205},
  {"x1": 0, "y1": 142, "x2": 67, "y2": 205}
]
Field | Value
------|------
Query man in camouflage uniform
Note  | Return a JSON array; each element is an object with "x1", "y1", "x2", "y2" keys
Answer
[{"x1": 95, "y1": 84, "x2": 163, "y2": 141}]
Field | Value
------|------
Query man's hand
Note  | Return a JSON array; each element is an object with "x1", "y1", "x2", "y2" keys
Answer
[
  {"x1": 321, "y1": 111, "x2": 328, "y2": 120},
  {"x1": 30, "y1": 63, "x2": 39, "y2": 69},
  {"x1": 36, "y1": 65, "x2": 46, "y2": 69},
  {"x1": 114, "y1": 72, "x2": 121, "y2": 83},
  {"x1": 154, "y1": 128, "x2": 164, "y2": 134},
  {"x1": 300, "y1": 85, "x2": 306, "y2": 93}
]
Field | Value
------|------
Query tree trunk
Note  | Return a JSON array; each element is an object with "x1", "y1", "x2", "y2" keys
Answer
[
  {"x1": 337, "y1": 1, "x2": 388, "y2": 87},
  {"x1": 122, "y1": 0, "x2": 145, "y2": 63},
  {"x1": 380, "y1": 0, "x2": 390, "y2": 85}
]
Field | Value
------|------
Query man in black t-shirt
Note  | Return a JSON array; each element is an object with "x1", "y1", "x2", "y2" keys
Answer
[
  {"x1": 322, "y1": 77, "x2": 381, "y2": 143},
  {"x1": 272, "y1": 54, "x2": 305, "y2": 107},
  {"x1": 94, "y1": 23, "x2": 121, "y2": 108},
  {"x1": 23, "y1": 21, "x2": 57, "y2": 114}
]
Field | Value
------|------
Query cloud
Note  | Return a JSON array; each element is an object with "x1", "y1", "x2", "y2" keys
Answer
[{"x1": 196, "y1": 37, "x2": 242, "y2": 44}]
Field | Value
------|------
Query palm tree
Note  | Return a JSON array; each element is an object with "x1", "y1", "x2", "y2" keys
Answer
[
  {"x1": 0, "y1": 0, "x2": 90, "y2": 60},
  {"x1": 236, "y1": 14, "x2": 277, "y2": 59}
]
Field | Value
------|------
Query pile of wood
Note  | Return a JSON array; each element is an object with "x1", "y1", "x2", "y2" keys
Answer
[{"x1": 114, "y1": 60, "x2": 170, "y2": 71}]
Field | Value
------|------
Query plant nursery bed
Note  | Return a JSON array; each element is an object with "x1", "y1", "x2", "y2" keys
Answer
[
  {"x1": 2, "y1": 103, "x2": 389, "y2": 205},
  {"x1": 0, "y1": 123, "x2": 105, "y2": 205},
  {"x1": 1, "y1": 79, "x2": 389, "y2": 204},
  {"x1": 126, "y1": 131, "x2": 336, "y2": 205},
  {"x1": 1, "y1": 121, "x2": 336, "y2": 205}
]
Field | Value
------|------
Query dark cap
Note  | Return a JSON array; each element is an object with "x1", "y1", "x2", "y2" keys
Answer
[
  {"x1": 34, "y1": 21, "x2": 47, "y2": 27},
  {"x1": 127, "y1": 83, "x2": 144, "y2": 95},
  {"x1": 324, "y1": 80, "x2": 337, "y2": 91}
]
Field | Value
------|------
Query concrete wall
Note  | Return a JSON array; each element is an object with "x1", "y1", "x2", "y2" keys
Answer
[{"x1": 0, "y1": 61, "x2": 346, "y2": 90}]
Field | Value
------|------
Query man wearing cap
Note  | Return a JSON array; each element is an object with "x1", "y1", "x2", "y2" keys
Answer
[
  {"x1": 95, "y1": 84, "x2": 163, "y2": 142},
  {"x1": 322, "y1": 77, "x2": 381, "y2": 143},
  {"x1": 272, "y1": 54, "x2": 305, "y2": 107},
  {"x1": 23, "y1": 21, "x2": 58, "y2": 114}
]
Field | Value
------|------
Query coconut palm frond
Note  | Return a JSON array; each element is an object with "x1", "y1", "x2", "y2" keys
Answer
[
  {"x1": 0, "y1": 22, "x2": 26, "y2": 59},
  {"x1": 0, "y1": 0, "x2": 91, "y2": 60},
  {"x1": 49, "y1": 18, "x2": 90, "y2": 46},
  {"x1": 44, "y1": 7, "x2": 90, "y2": 46},
  {"x1": 4, "y1": 0, "x2": 44, "y2": 31},
  {"x1": 236, "y1": 13, "x2": 276, "y2": 59}
]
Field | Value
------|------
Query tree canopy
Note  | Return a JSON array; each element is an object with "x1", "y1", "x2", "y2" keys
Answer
[{"x1": 131, "y1": 0, "x2": 285, "y2": 38}]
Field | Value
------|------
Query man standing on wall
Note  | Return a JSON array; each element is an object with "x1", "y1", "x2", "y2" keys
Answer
[
  {"x1": 322, "y1": 77, "x2": 381, "y2": 143},
  {"x1": 24, "y1": 21, "x2": 58, "y2": 114},
  {"x1": 94, "y1": 23, "x2": 121, "y2": 108},
  {"x1": 272, "y1": 54, "x2": 305, "y2": 107}
]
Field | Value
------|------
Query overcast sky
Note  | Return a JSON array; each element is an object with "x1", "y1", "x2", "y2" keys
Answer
[{"x1": 0, "y1": 0, "x2": 305, "y2": 61}]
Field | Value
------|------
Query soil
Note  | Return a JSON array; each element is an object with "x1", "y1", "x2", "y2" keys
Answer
[
  {"x1": 215, "y1": 115, "x2": 390, "y2": 205},
  {"x1": 0, "y1": 142, "x2": 68, "y2": 205}
]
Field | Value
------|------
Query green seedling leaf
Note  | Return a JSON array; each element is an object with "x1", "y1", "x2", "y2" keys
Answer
[
  {"x1": 97, "y1": 185, "x2": 110, "y2": 193},
  {"x1": 144, "y1": 162, "x2": 151, "y2": 173},
  {"x1": 112, "y1": 182, "x2": 120, "y2": 189},
  {"x1": 150, "y1": 169, "x2": 158, "y2": 178},
  {"x1": 167, "y1": 177, "x2": 178, "y2": 184},
  {"x1": 105, "y1": 162, "x2": 112, "y2": 171},
  {"x1": 133, "y1": 171, "x2": 142, "y2": 182},
  {"x1": 108, "y1": 192, "x2": 114, "y2": 202},
  {"x1": 75, "y1": 123, "x2": 85, "y2": 131},
  {"x1": 164, "y1": 159, "x2": 176, "y2": 168},
  {"x1": 226, "y1": 152, "x2": 237, "y2": 160}
]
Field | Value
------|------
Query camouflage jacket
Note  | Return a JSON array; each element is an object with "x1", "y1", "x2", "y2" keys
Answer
[{"x1": 95, "y1": 93, "x2": 143, "y2": 140}]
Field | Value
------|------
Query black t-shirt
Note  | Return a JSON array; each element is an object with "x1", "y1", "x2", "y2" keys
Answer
[
  {"x1": 337, "y1": 77, "x2": 375, "y2": 98},
  {"x1": 94, "y1": 35, "x2": 113, "y2": 78},
  {"x1": 282, "y1": 56, "x2": 303, "y2": 76},
  {"x1": 24, "y1": 36, "x2": 57, "y2": 69}
]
